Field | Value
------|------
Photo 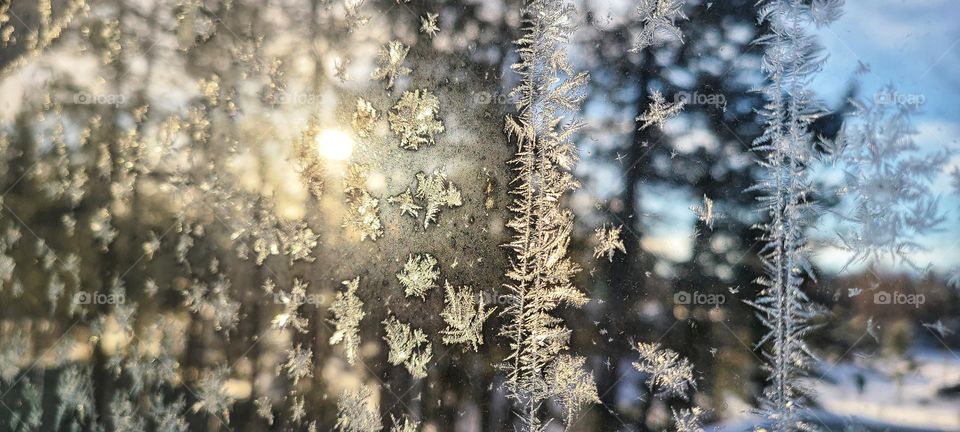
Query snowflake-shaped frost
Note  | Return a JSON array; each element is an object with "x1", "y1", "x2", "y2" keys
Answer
[
  {"x1": 351, "y1": 98, "x2": 378, "y2": 138},
  {"x1": 370, "y1": 41, "x2": 411, "y2": 89},
  {"x1": 593, "y1": 225, "x2": 626, "y2": 261},
  {"x1": 396, "y1": 253, "x2": 440, "y2": 299},
  {"x1": 637, "y1": 90, "x2": 684, "y2": 130},
  {"x1": 388, "y1": 187, "x2": 422, "y2": 218},
  {"x1": 336, "y1": 384, "x2": 382, "y2": 432},
  {"x1": 420, "y1": 13, "x2": 439, "y2": 38},
  {"x1": 415, "y1": 171, "x2": 462, "y2": 228},
  {"x1": 329, "y1": 277, "x2": 365, "y2": 365},
  {"x1": 633, "y1": 342, "x2": 695, "y2": 398},
  {"x1": 440, "y1": 280, "x2": 494, "y2": 351},
  {"x1": 281, "y1": 344, "x2": 313, "y2": 385},
  {"x1": 383, "y1": 315, "x2": 433, "y2": 379},
  {"x1": 546, "y1": 355, "x2": 599, "y2": 426},
  {"x1": 389, "y1": 89, "x2": 444, "y2": 150}
]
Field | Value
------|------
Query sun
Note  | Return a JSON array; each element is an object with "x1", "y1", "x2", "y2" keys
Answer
[{"x1": 316, "y1": 128, "x2": 354, "y2": 161}]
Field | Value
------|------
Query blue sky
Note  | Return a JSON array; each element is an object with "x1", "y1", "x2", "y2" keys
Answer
[{"x1": 812, "y1": 0, "x2": 960, "y2": 271}]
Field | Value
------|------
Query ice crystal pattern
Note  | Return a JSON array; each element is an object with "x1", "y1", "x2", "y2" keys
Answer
[
  {"x1": 391, "y1": 415, "x2": 420, "y2": 432},
  {"x1": 545, "y1": 354, "x2": 600, "y2": 426},
  {"x1": 414, "y1": 171, "x2": 462, "y2": 228},
  {"x1": 633, "y1": 342, "x2": 696, "y2": 398},
  {"x1": 271, "y1": 278, "x2": 311, "y2": 333},
  {"x1": 370, "y1": 40, "x2": 411, "y2": 89},
  {"x1": 747, "y1": 0, "x2": 843, "y2": 428},
  {"x1": 637, "y1": 90, "x2": 685, "y2": 131},
  {"x1": 343, "y1": 164, "x2": 383, "y2": 241},
  {"x1": 828, "y1": 86, "x2": 945, "y2": 270},
  {"x1": 330, "y1": 277, "x2": 365, "y2": 365},
  {"x1": 690, "y1": 194, "x2": 721, "y2": 230},
  {"x1": 631, "y1": 0, "x2": 687, "y2": 53},
  {"x1": 500, "y1": 0, "x2": 593, "y2": 429},
  {"x1": 352, "y1": 98, "x2": 379, "y2": 138},
  {"x1": 672, "y1": 407, "x2": 705, "y2": 432},
  {"x1": 440, "y1": 280, "x2": 494, "y2": 351},
  {"x1": 389, "y1": 89, "x2": 444, "y2": 150},
  {"x1": 336, "y1": 384, "x2": 383, "y2": 432},
  {"x1": 593, "y1": 224, "x2": 626, "y2": 262},
  {"x1": 396, "y1": 253, "x2": 440, "y2": 299},
  {"x1": 383, "y1": 315, "x2": 433, "y2": 379},
  {"x1": 388, "y1": 187, "x2": 422, "y2": 218},
  {"x1": 282, "y1": 344, "x2": 314, "y2": 385},
  {"x1": 420, "y1": 13, "x2": 439, "y2": 38}
]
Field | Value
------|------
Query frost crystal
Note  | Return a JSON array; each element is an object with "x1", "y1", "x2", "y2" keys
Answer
[
  {"x1": 545, "y1": 355, "x2": 599, "y2": 426},
  {"x1": 142, "y1": 230, "x2": 161, "y2": 260},
  {"x1": 290, "y1": 395, "x2": 307, "y2": 424},
  {"x1": 149, "y1": 394, "x2": 188, "y2": 432},
  {"x1": 747, "y1": 0, "x2": 842, "y2": 426},
  {"x1": 370, "y1": 40, "x2": 411, "y2": 89},
  {"x1": 336, "y1": 384, "x2": 383, "y2": 432},
  {"x1": 344, "y1": 164, "x2": 383, "y2": 241},
  {"x1": 672, "y1": 407, "x2": 705, "y2": 432},
  {"x1": 55, "y1": 366, "x2": 94, "y2": 425},
  {"x1": 293, "y1": 117, "x2": 326, "y2": 200},
  {"x1": 593, "y1": 225, "x2": 626, "y2": 262},
  {"x1": 631, "y1": 0, "x2": 687, "y2": 53},
  {"x1": 389, "y1": 89, "x2": 444, "y2": 150},
  {"x1": 272, "y1": 278, "x2": 311, "y2": 333},
  {"x1": 352, "y1": 98, "x2": 379, "y2": 138},
  {"x1": 396, "y1": 253, "x2": 440, "y2": 299},
  {"x1": 282, "y1": 344, "x2": 314, "y2": 385},
  {"x1": 690, "y1": 194, "x2": 722, "y2": 230},
  {"x1": 440, "y1": 280, "x2": 494, "y2": 351},
  {"x1": 500, "y1": 0, "x2": 593, "y2": 428},
  {"x1": 255, "y1": 396, "x2": 274, "y2": 425},
  {"x1": 330, "y1": 277, "x2": 365, "y2": 365},
  {"x1": 191, "y1": 366, "x2": 233, "y2": 423},
  {"x1": 90, "y1": 207, "x2": 118, "y2": 250},
  {"x1": 391, "y1": 415, "x2": 420, "y2": 432},
  {"x1": 637, "y1": 90, "x2": 684, "y2": 130},
  {"x1": 632, "y1": 342, "x2": 695, "y2": 398},
  {"x1": 383, "y1": 315, "x2": 433, "y2": 379},
  {"x1": 111, "y1": 393, "x2": 145, "y2": 432},
  {"x1": 828, "y1": 87, "x2": 945, "y2": 270},
  {"x1": 420, "y1": 13, "x2": 439, "y2": 38},
  {"x1": 388, "y1": 187, "x2": 422, "y2": 218},
  {"x1": 415, "y1": 171, "x2": 462, "y2": 228}
]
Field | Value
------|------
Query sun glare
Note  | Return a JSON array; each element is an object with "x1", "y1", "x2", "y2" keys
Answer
[{"x1": 316, "y1": 128, "x2": 354, "y2": 161}]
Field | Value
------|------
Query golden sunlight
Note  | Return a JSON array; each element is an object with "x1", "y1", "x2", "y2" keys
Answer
[{"x1": 316, "y1": 128, "x2": 354, "y2": 161}]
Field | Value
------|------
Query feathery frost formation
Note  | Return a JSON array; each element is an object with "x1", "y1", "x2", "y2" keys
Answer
[
  {"x1": 396, "y1": 253, "x2": 440, "y2": 299},
  {"x1": 827, "y1": 86, "x2": 945, "y2": 270},
  {"x1": 336, "y1": 384, "x2": 383, "y2": 432},
  {"x1": 748, "y1": 0, "x2": 843, "y2": 429},
  {"x1": 382, "y1": 315, "x2": 433, "y2": 379},
  {"x1": 500, "y1": 0, "x2": 594, "y2": 429},
  {"x1": 440, "y1": 280, "x2": 495, "y2": 351},
  {"x1": 632, "y1": 342, "x2": 696, "y2": 399},
  {"x1": 330, "y1": 277, "x2": 366, "y2": 365}
]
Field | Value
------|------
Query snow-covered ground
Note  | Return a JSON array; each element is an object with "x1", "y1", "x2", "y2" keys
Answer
[{"x1": 710, "y1": 348, "x2": 960, "y2": 431}]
